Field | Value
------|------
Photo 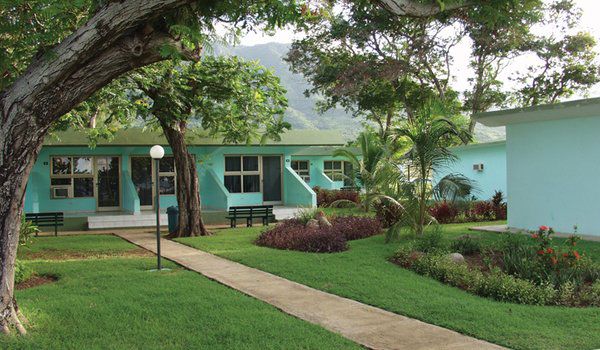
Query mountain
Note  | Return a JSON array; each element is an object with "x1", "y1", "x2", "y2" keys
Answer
[{"x1": 215, "y1": 42, "x2": 505, "y2": 143}]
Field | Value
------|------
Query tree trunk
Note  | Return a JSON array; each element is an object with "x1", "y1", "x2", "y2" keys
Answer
[
  {"x1": 0, "y1": 0, "x2": 197, "y2": 334},
  {"x1": 159, "y1": 121, "x2": 210, "y2": 238}
]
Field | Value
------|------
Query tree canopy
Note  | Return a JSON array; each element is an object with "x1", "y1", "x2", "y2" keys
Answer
[{"x1": 286, "y1": 0, "x2": 600, "y2": 136}]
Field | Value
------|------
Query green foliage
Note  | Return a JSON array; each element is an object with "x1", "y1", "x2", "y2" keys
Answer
[
  {"x1": 450, "y1": 235, "x2": 482, "y2": 255},
  {"x1": 515, "y1": 32, "x2": 600, "y2": 106},
  {"x1": 126, "y1": 57, "x2": 289, "y2": 143},
  {"x1": 433, "y1": 173, "x2": 478, "y2": 202},
  {"x1": 14, "y1": 260, "x2": 32, "y2": 285},
  {"x1": 393, "y1": 250, "x2": 557, "y2": 305},
  {"x1": 19, "y1": 215, "x2": 39, "y2": 247},
  {"x1": 393, "y1": 100, "x2": 471, "y2": 235},
  {"x1": 294, "y1": 207, "x2": 321, "y2": 225},
  {"x1": 414, "y1": 226, "x2": 447, "y2": 254}
]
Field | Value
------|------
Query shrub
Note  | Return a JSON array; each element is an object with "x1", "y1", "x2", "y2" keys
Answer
[
  {"x1": 295, "y1": 208, "x2": 322, "y2": 225},
  {"x1": 429, "y1": 202, "x2": 458, "y2": 224},
  {"x1": 20, "y1": 214, "x2": 39, "y2": 246},
  {"x1": 374, "y1": 200, "x2": 403, "y2": 228},
  {"x1": 313, "y1": 187, "x2": 359, "y2": 207},
  {"x1": 450, "y1": 235, "x2": 481, "y2": 255},
  {"x1": 392, "y1": 250, "x2": 556, "y2": 305},
  {"x1": 491, "y1": 190, "x2": 507, "y2": 220},
  {"x1": 330, "y1": 216, "x2": 382, "y2": 241},
  {"x1": 14, "y1": 260, "x2": 32, "y2": 285},
  {"x1": 472, "y1": 201, "x2": 495, "y2": 220},
  {"x1": 256, "y1": 220, "x2": 347, "y2": 253},
  {"x1": 414, "y1": 228, "x2": 447, "y2": 254}
]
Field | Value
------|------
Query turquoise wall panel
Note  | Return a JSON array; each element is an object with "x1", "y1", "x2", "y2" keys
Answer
[
  {"x1": 289, "y1": 155, "x2": 347, "y2": 189},
  {"x1": 283, "y1": 165, "x2": 317, "y2": 207},
  {"x1": 434, "y1": 142, "x2": 507, "y2": 201},
  {"x1": 507, "y1": 115, "x2": 600, "y2": 236},
  {"x1": 26, "y1": 144, "x2": 351, "y2": 213}
]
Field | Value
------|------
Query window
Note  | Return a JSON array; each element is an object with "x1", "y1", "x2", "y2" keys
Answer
[
  {"x1": 224, "y1": 155, "x2": 261, "y2": 193},
  {"x1": 50, "y1": 156, "x2": 94, "y2": 198},
  {"x1": 324, "y1": 161, "x2": 343, "y2": 181},
  {"x1": 158, "y1": 156, "x2": 176, "y2": 195},
  {"x1": 291, "y1": 160, "x2": 310, "y2": 183},
  {"x1": 324, "y1": 160, "x2": 355, "y2": 185}
]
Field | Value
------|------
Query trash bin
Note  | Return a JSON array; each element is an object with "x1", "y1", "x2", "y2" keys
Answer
[{"x1": 167, "y1": 206, "x2": 179, "y2": 233}]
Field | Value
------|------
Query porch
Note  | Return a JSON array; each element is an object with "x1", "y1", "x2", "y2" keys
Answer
[{"x1": 64, "y1": 206, "x2": 304, "y2": 230}]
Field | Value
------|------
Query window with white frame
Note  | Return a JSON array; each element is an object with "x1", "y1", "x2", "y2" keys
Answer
[
  {"x1": 158, "y1": 156, "x2": 176, "y2": 195},
  {"x1": 224, "y1": 155, "x2": 260, "y2": 193},
  {"x1": 323, "y1": 160, "x2": 344, "y2": 181},
  {"x1": 50, "y1": 156, "x2": 94, "y2": 199},
  {"x1": 291, "y1": 160, "x2": 310, "y2": 183}
]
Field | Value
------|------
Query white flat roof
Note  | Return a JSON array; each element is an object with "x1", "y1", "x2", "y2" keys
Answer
[{"x1": 474, "y1": 97, "x2": 600, "y2": 127}]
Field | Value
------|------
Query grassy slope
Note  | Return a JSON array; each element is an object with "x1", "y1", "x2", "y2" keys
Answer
[
  {"x1": 6, "y1": 236, "x2": 359, "y2": 350},
  {"x1": 177, "y1": 222, "x2": 600, "y2": 350}
]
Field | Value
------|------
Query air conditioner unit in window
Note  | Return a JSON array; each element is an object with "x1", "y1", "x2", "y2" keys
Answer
[
  {"x1": 473, "y1": 163, "x2": 484, "y2": 172},
  {"x1": 51, "y1": 186, "x2": 70, "y2": 199}
]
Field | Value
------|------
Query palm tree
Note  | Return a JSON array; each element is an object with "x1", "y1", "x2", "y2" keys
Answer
[
  {"x1": 393, "y1": 101, "x2": 471, "y2": 235},
  {"x1": 333, "y1": 131, "x2": 387, "y2": 199}
]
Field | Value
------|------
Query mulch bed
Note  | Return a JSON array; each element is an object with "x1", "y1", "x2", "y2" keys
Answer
[{"x1": 16, "y1": 274, "x2": 58, "y2": 290}]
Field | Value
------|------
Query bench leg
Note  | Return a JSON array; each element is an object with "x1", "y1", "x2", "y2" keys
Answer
[
  {"x1": 54, "y1": 225, "x2": 58, "y2": 237},
  {"x1": 262, "y1": 217, "x2": 268, "y2": 226},
  {"x1": 231, "y1": 219, "x2": 236, "y2": 228},
  {"x1": 247, "y1": 217, "x2": 252, "y2": 227}
]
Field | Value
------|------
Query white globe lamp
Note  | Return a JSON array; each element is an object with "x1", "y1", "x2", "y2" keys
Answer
[{"x1": 149, "y1": 145, "x2": 165, "y2": 159}]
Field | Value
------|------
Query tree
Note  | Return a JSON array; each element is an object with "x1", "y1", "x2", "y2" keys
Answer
[
  {"x1": 127, "y1": 57, "x2": 288, "y2": 237},
  {"x1": 392, "y1": 101, "x2": 471, "y2": 235},
  {"x1": 289, "y1": 0, "x2": 599, "y2": 135},
  {"x1": 333, "y1": 130, "x2": 390, "y2": 206},
  {"x1": 286, "y1": 1, "x2": 463, "y2": 140},
  {"x1": 0, "y1": 0, "x2": 301, "y2": 334}
]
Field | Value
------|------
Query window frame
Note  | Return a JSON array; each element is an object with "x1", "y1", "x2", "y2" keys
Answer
[
  {"x1": 223, "y1": 155, "x2": 262, "y2": 194},
  {"x1": 291, "y1": 160, "x2": 311, "y2": 183},
  {"x1": 158, "y1": 156, "x2": 177, "y2": 196},
  {"x1": 323, "y1": 160, "x2": 344, "y2": 182},
  {"x1": 50, "y1": 156, "x2": 95, "y2": 199}
]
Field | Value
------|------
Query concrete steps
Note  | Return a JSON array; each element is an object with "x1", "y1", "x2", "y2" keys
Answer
[{"x1": 87, "y1": 213, "x2": 167, "y2": 229}]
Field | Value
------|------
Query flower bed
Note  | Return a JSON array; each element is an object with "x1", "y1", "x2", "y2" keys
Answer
[
  {"x1": 256, "y1": 215, "x2": 381, "y2": 253},
  {"x1": 429, "y1": 190, "x2": 507, "y2": 224},
  {"x1": 391, "y1": 226, "x2": 600, "y2": 307},
  {"x1": 313, "y1": 187, "x2": 360, "y2": 207}
]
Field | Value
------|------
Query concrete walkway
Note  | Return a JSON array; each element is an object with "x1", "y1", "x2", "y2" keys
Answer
[{"x1": 116, "y1": 231, "x2": 504, "y2": 350}]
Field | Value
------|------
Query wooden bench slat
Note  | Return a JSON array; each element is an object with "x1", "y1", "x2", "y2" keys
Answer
[
  {"x1": 227, "y1": 205, "x2": 274, "y2": 228},
  {"x1": 24, "y1": 212, "x2": 64, "y2": 236}
]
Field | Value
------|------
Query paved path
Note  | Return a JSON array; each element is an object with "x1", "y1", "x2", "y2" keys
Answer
[{"x1": 115, "y1": 231, "x2": 504, "y2": 350}]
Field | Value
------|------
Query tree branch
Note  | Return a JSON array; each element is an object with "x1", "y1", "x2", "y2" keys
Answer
[{"x1": 375, "y1": 0, "x2": 472, "y2": 17}]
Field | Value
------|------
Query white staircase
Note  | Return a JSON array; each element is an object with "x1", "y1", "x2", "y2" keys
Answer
[{"x1": 87, "y1": 213, "x2": 168, "y2": 229}]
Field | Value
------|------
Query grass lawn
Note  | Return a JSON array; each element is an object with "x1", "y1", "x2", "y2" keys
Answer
[
  {"x1": 6, "y1": 235, "x2": 360, "y2": 349},
  {"x1": 18, "y1": 234, "x2": 150, "y2": 260},
  {"x1": 177, "y1": 222, "x2": 600, "y2": 350}
]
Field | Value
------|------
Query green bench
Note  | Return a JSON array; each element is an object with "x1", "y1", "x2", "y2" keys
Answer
[
  {"x1": 226, "y1": 205, "x2": 275, "y2": 228},
  {"x1": 25, "y1": 212, "x2": 64, "y2": 236}
]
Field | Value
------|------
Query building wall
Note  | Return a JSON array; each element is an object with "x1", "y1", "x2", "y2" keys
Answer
[
  {"x1": 25, "y1": 144, "x2": 350, "y2": 213},
  {"x1": 434, "y1": 142, "x2": 507, "y2": 201},
  {"x1": 507, "y1": 115, "x2": 600, "y2": 236}
]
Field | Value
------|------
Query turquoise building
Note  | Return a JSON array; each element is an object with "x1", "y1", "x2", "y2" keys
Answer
[
  {"x1": 475, "y1": 97, "x2": 600, "y2": 237},
  {"x1": 434, "y1": 141, "x2": 507, "y2": 201},
  {"x1": 25, "y1": 129, "x2": 355, "y2": 218}
]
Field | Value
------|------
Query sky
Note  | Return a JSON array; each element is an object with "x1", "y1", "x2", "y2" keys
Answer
[
  {"x1": 233, "y1": 0, "x2": 600, "y2": 96},
  {"x1": 238, "y1": 0, "x2": 600, "y2": 45}
]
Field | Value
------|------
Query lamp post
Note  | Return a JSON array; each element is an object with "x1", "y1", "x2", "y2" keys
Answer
[{"x1": 150, "y1": 145, "x2": 165, "y2": 270}]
